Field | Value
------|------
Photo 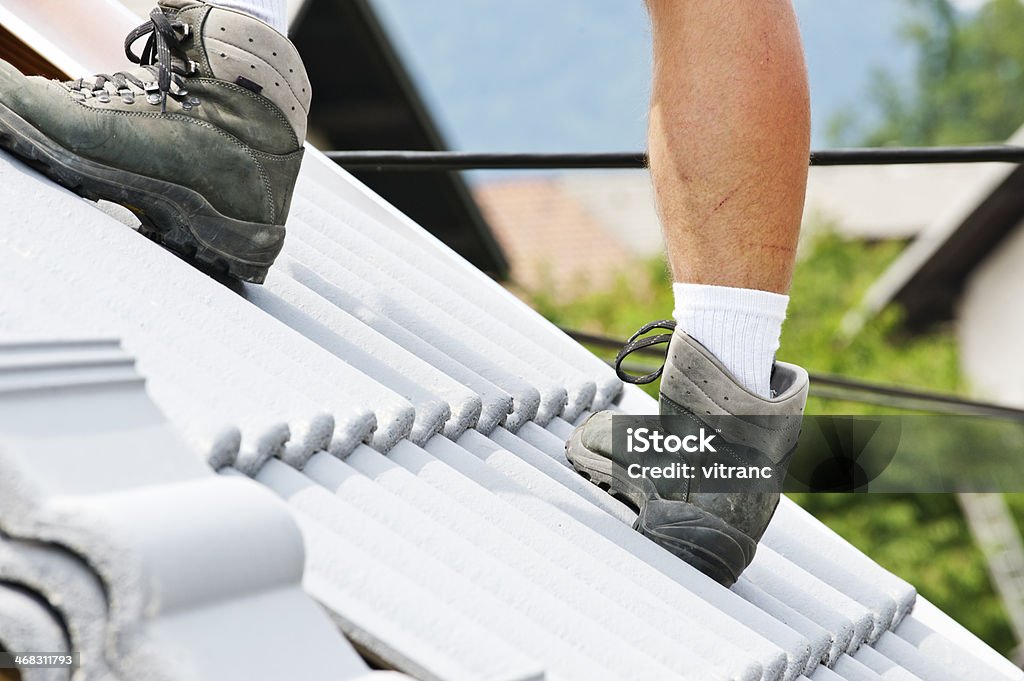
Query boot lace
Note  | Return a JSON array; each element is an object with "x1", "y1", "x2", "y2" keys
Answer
[
  {"x1": 614, "y1": 319, "x2": 780, "y2": 396},
  {"x1": 614, "y1": 320, "x2": 677, "y2": 385},
  {"x1": 66, "y1": 8, "x2": 200, "y2": 113}
]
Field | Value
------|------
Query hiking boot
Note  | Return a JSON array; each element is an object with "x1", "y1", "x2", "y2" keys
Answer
[
  {"x1": 567, "y1": 321, "x2": 809, "y2": 586},
  {"x1": 0, "y1": 0, "x2": 310, "y2": 283}
]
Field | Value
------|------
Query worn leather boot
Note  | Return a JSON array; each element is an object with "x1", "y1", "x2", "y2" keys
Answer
[
  {"x1": 0, "y1": 0, "x2": 310, "y2": 283},
  {"x1": 567, "y1": 321, "x2": 809, "y2": 586}
]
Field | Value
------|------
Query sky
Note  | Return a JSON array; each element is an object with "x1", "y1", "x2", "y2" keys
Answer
[{"x1": 368, "y1": 0, "x2": 945, "y2": 153}]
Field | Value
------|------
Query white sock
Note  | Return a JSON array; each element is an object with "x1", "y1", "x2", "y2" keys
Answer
[
  {"x1": 209, "y1": 0, "x2": 288, "y2": 33},
  {"x1": 672, "y1": 283, "x2": 789, "y2": 399}
]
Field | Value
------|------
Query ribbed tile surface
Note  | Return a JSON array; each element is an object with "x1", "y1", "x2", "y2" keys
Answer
[
  {"x1": 0, "y1": 338, "x2": 411, "y2": 681},
  {"x1": 2, "y1": 134, "x2": 1022, "y2": 681}
]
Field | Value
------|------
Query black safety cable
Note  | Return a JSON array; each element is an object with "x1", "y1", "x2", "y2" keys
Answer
[
  {"x1": 326, "y1": 146, "x2": 1024, "y2": 171},
  {"x1": 565, "y1": 329, "x2": 1024, "y2": 421}
]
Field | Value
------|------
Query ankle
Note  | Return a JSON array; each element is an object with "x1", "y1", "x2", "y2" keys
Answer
[{"x1": 672, "y1": 283, "x2": 789, "y2": 398}]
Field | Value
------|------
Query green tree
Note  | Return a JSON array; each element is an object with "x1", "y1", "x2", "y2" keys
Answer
[{"x1": 830, "y1": 0, "x2": 1024, "y2": 146}]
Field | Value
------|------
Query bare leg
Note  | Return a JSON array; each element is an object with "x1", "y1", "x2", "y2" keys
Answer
[
  {"x1": 567, "y1": 0, "x2": 815, "y2": 586},
  {"x1": 647, "y1": 0, "x2": 810, "y2": 294}
]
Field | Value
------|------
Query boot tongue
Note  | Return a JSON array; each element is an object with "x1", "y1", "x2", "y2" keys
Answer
[
  {"x1": 150, "y1": 0, "x2": 214, "y2": 79},
  {"x1": 157, "y1": 0, "x2": 207, "y2": 10}
]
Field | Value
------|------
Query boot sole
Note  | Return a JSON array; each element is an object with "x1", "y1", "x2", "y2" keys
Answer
[
  {"x1": 566, "y1": 425, "x2": 754, "y2": 586},
  {"x1": 0, "y1": 101, "x2": 284, "y2": 283}
]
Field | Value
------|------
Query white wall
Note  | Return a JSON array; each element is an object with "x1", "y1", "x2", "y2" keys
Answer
[
  {"x1": 551, "y1": 164, "x2": 990, "y2": 261},
  {"x1": 804, "y1": 164, "x2": 998, "y2": 240},
  {"x1": 958, "y1": 217, "x2": 1024, "y2": 407}
]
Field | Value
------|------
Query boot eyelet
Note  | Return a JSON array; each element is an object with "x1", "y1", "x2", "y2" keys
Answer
[{"x1": 144, "y1": 82, "x2": 162, "y2": 105}]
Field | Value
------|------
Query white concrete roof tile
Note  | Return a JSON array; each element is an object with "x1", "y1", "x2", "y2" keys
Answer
[
  {"x1": 276, "y1": 247, "x2": 545, "y2": 430},
  {"x1": 851, "y1": 646, "x2": 927, "y2": 681},
  {"x1": 766, "y1": 500, "x2": 918, "y2": 626},
  {"x1": 514, "y1": 420, "x2": 578, "y2": 465},
  {"x1": 300, "y1": 540, "x2": 547, "y2": 681},
  {"x1": 868, "y1": 631, "x2": 964, "y2": 681},
  {"x1": 282, "y1": 229, "x2": 570, "y2": 426},
  {"x1": 77, "y1": 477, "x2": 305, "y2": 612},
  {"x1": 297, "y1": 153, "x2": 623, "y2": 411},
  {"x1": 0, "y1": 584, "x2": 72, "y2": 681},
  {"x1": 248, "y1": 460, "x2": 553, "y2": 681},
  {"x1": 288, "y1": 190, "x2": 598, "y2": 422},
  {"x1": 0, "y1": 536, "x2": 126, "y2": 681},
  {"x1": 810, "y1": 667, "x2": 852, "y2": 681},
  {"x1": 254, "y1": 270, "x2": 484, "y2": 438},
  {"x1": 270, "y1": 251, "x2": 517, "y2": 428},
  {"x1": 4, "y1": 141, "x2": 1021, "y2": 679},
  {"x1": 731, "y1": 578, "x2": 835, "y2": 674},
  {"x1": 0, "y1": 340, "x2": 406, "y2": 681},
  {"x1": 827, "y1": 656, "x2": 885, "y2": 681},
  {"x1": 315, "y1": 450, "x2": 765, "y2": 681},
  {"x1": 910, "y1": 596, "x2": 1024, "y2": 681},
  {"x1": 421, "y1": 434, "x2": 798, "y2": 680},
  {"x1": 894, "y1": 614, "x2": 1018, "y2": 681},
  {"x1": 544, "y1": 416, "x2": 578, "y2": 440},
  {"x1": 759, "y1": 526, "x2": 902, "y2": 640},
  {"x1": 241, "y1": 274, "x2": 456, "y2": 445},
  {"x1": 744, "y1": 547, "x2": 875, "y2": 655},
  {"x1": 0, "y1": 159, "x2": 381, "y2": 465},
  {"x1": 284, "y1": 142, "x2": 1019, "y2": 681},
  {"x1": 2, "y1": 6, "x2": 1021, "y2": 676},
  {"x1": 339, "y1": 443, "x2": 777, "y2": 680},
  {"x1": 480, "y1": 426, "x2": 637, "y2": 524}
]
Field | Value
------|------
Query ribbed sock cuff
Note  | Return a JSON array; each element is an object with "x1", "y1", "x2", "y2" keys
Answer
[
  {"x1": 209, "y1": 0, "x2": 288, "y2": 33},
  {"x1": 672, "y1": 283, "x2": 789, "y2": 398}
]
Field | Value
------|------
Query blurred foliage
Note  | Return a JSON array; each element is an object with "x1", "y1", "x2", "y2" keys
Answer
[
  {"x1": 829, "y1": 0, "x2": 1024, "y2": 146},
  {"x1": 530, "y1": 0, "x2": 1024, "y2": 656},
  {"x1": 531, "y1": 230, "x2": 961, "y2": 397},
  {"x1": 527, "y1": 230, "x2": 1022, "y2": 654}
]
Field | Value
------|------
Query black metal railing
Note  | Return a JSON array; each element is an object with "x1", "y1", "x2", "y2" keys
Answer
[
  {"x1": 565, "y1": 329, "x2": 1024, "y2": 420},
  {"x1": 327, "y1": 145, "x2": 1024, "y2": 171},
  {"x1": 326, "y1": 143, "x2": 1024, "y2": 418}
]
